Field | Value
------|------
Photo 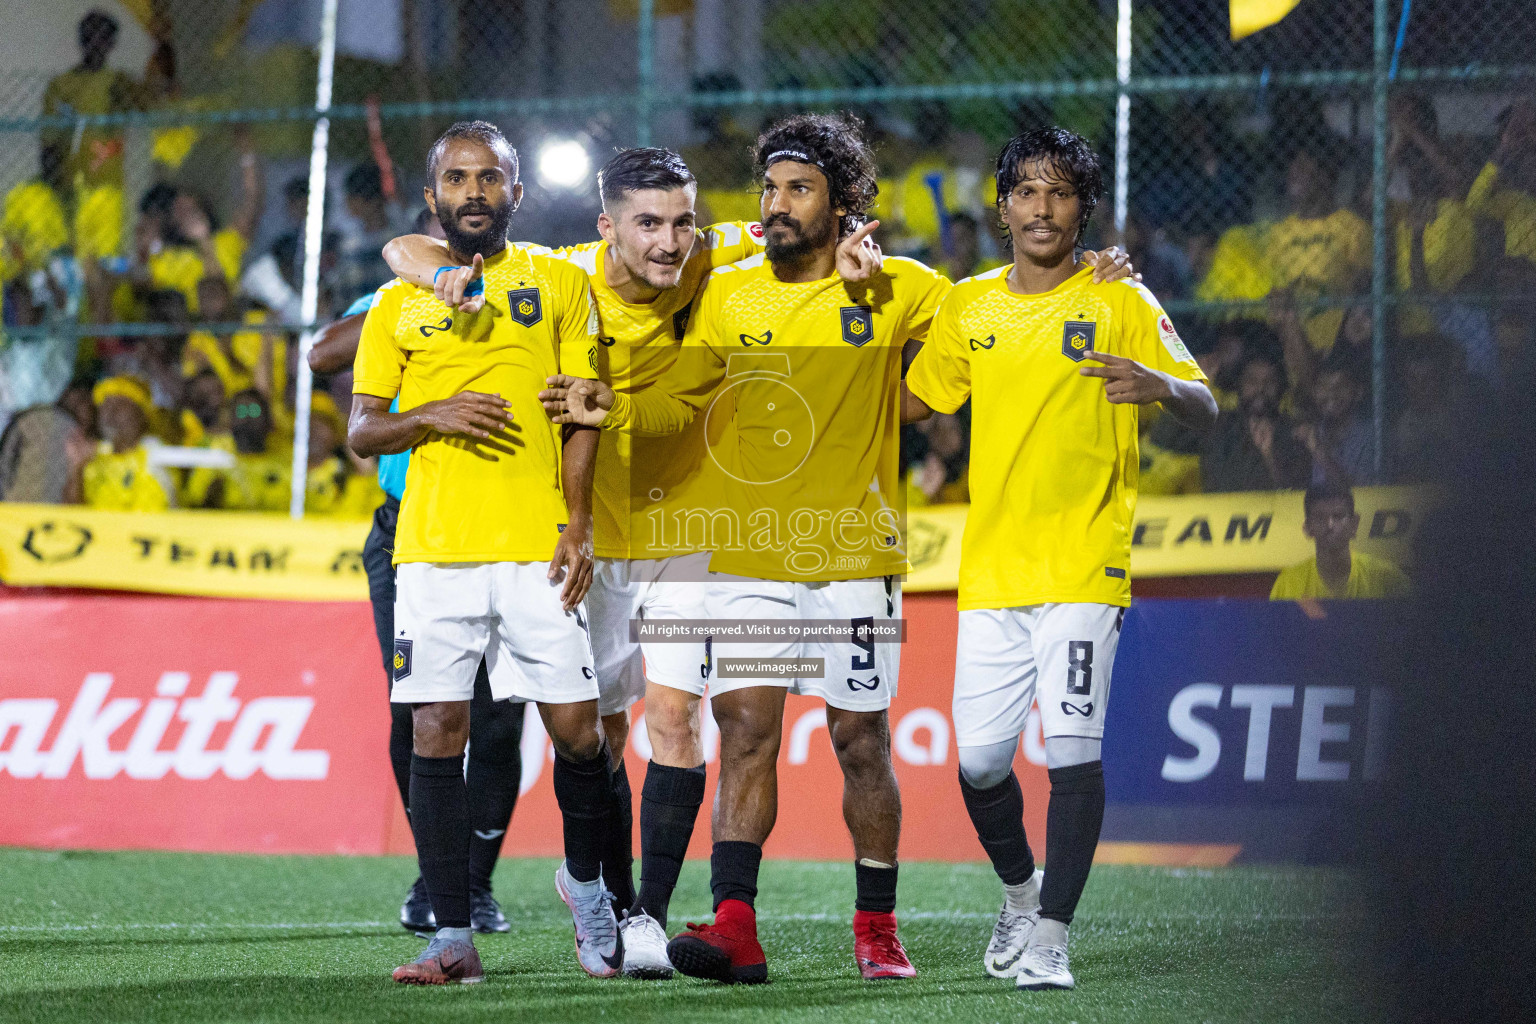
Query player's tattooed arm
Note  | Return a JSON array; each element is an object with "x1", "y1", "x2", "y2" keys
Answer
[
  {"x1": 381, "y1": 235, "x2": 486, "y2": 314},
  {"x1": 899, "y1": 380, "x2": 935, "y2": 424},
  {"x1": 1079, "y1": 352, "x2": 1218, "y2": 430},
  {"x1": 347, "y1": 390, "x2": 514, "y2": 457},
  {"x1": 1082, "y1": 246, "x2": 1140, "y2": 284},
  {"x1": 551, "y1": 424, "x2": 597, "y2": 610},
  {"x1": 836, "y1": 219, "x2": 884, "y2": 283}
]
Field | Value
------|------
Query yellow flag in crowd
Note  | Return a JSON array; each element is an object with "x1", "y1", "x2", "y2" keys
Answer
[{"x1": 1231, "y1": 0, "x2": 1303, "y2": 40}]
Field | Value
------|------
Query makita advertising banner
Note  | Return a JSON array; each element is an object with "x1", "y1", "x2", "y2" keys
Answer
[
  {"x1": 0, "y1": 592, "x2": 1039, "y2": 862},
  {"x1": 0, "y1": 593, "x2": 1396, "y2": 862}
]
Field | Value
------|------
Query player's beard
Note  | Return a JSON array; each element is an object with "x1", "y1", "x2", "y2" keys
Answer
[
  {"x1": 612, "y1": 236, "x2": 685, "y2": 291},
  {"x1": 435, "y1": 193, "x2": 515, "y2": 260},
  {"x1": 764, "y1": 207, "x2": 836, "y2": 267}
]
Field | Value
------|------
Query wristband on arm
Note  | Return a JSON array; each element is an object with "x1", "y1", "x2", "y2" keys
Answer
[{"x1": 433, "y1": 265, "x2": 484, "y2": 298}]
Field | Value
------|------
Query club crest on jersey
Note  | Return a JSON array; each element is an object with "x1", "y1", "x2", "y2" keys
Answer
[
  {"x1": 672, "y1": 300, "x2": 693, "y2": 340},
  {"x1": 1062, "y1": 320, "x2": 1096, "y2": 362},
  {"x1": 740, "y1": 330, "x2": 773, "y2": 347},
  {"x1": 392, "y1": 637, "x2": 413, "y2": 681},
  {"x1": 840, "y1": 305, "x2": 874, "y2": 347},
  {"x1": 969, "y1": 334, "x2": 996, "y2": 351},
  {"x1": 507, "y1": 287, "x2": 543, "y2": 327}
]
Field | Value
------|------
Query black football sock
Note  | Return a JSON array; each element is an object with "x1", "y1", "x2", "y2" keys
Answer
[
  {"x1": 388, "y1": 702, "x2": 413, "y2": 813},
  {"x1": 959, "y1": 770, "x2": 1037, "y2": 885},
  {"x1": 409, "y1": 752, "x2": 471, "y2": 929},
  {"x1": 1039, "y1": 760, "x2": 1106, "y2": 927},
  {"x1": 465, "y1": 686, "x2": 524, "y2": 893},
  {"x1": 711, "y1": 840, "x2": 763, "y2": 911},
  {"x1": 601, "y1": 758, "x2": 636, "y2": 912},
  {"x1": 553, "y1": 743, "x2": 613, "y2": 884},
  {"x1": 633, "y1": 761, "x2": 707, "y2": 927},
  {"x1": 854, "y1": 859, "x2": 899, "y2": 914}
]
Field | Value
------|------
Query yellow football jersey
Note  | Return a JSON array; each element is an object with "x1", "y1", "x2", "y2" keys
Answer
[
  {"x1": 606, "y1": 254, "x2": 951, "y2": 581},
  {"x1": 1269, "y1": 551, "x2": 1412, "y2": 600},
  {"x1": 906, "y1": 265, "x2": 1208, "y2": 610},
  {"x1": 147, "y1": 229, "x2": 247, "y2": 313},
  {"x1": 532, "y1": 221, "x2": 765, "y2": 558},
  {"x1": 83, "y1": 442, "x2": 175, "y2": 512},
  {"x1": 353, "y1": 243, "x2": 598, "y2": 565},
  {"x1": 1266, "y1": 211, "x2": 1370, "y2": 350},
  {"x1": 182, "y1": 311, "x2": 287, "y2": 397}
]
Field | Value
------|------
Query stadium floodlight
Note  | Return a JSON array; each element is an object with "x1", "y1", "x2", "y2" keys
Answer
[{"x1": 536, "y1": 137, "x2": 591, "y2": 190}]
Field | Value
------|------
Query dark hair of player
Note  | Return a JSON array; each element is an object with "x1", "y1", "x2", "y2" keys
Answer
[
  {"x1": 753, "y1": 112, "x2": 879, "y2": 236},
  {"x1": 411, "y1": 207, "x2": 436, "y2": 233},
  {"x1": 597, "y1": 148, "x2": 696, "y2": 207},
  {"x1": 1303, "y1": 480, "x2": 1355, "y2": 518},
  {"x1": 994, "y1": 127, "x2": 1105, "y2": 247},
  {"x1": 426, "y1": 121, "x2": 519, "y2": 182}
]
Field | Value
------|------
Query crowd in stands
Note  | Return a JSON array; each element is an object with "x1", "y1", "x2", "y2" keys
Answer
[{"x1": 1, "y1": 13, "x2": 1531, "y2": 514}]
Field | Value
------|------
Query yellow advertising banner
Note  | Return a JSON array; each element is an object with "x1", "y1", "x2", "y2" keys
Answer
[
  {"x1": 904, "y1": 486, "x2": 1425, "y2": 590},
  {"x1": 0, "y1": 504, "x2": 372, "y2": 601},
  {"x1": 0, "y1": 487, "x2": 1425, "y2": 601}
]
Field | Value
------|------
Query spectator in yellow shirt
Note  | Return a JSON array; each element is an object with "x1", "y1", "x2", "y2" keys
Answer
[
  {"x1": 1467, "y1": 99, "x2": 1536, "y2": 270},
  {"x1": 40, "y1": 13, "x2": 144, "y2": 190},
  {"x1": 79, "y1": 376, "x2": 177, "y2": 511},
  {"x1": 1271, "y1": 482, "x2": 1412, "y2": 600},
  {"x1": 133, "y1": 168, "x2": 261, "y2": 316},
  {"x1": 184, "y1": 389, "x2": 289, "y2": 511},
  {"x1": 180, "y1": 276, "x2": 287, "y2": 398}
]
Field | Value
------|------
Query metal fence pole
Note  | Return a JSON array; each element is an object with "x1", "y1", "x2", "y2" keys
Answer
[
  {"x1": 1113, "y1": 0, "x2": 1133, "y2": 239},
  {"x1": 1370, "y1": 0, "x2": 1390, "y2": 478},
  {"x1": 637, "y1": 0, "x2": 655, "y2": 147},
  {"x1": 290, "y1": 0, "x2": 340, "y2": 520}
]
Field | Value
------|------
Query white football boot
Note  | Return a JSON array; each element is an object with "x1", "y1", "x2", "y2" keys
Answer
[{"x1": 619, "y1": 911, "x2": 674, "y2": 979}]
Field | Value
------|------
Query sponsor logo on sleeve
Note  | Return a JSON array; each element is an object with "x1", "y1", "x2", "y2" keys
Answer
[{"x1": 1158, "y1": 313, "x2": 1194, "y2": 362}]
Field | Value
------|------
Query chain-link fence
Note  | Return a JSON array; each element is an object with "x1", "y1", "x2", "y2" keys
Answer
[{"x1": 0, "y1": 0, "x2": 1531, "y2": 511}]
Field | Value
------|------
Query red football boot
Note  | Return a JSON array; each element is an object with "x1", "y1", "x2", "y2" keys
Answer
[
  {"x1": 854, "y1": 910, "x2": 916, "y2": 979},
  {"x1": 665, "y1": 898, "x2": 769, "y2": 984}
]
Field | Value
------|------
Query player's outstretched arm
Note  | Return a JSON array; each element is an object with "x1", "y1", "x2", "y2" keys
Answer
[
  {"x1": 836, "y1": 219, "x2": 884, "y2": 283},
  {"x1": 540, "y1": 375, "x2": 614, "y2": 428},
  {"x1": 1081, "y1": 246, "x2": 1141, "y2": 284},
  {"x1": 381, "y1": 235, "x2": 485, "y2": 313},
  {"x1": 550, "y1": 424, "x2": 597, "y2": 610},
  {"x1": 348, "y1": 391, "x2": 515, "y2": 457},
  {"x1": 306, "y1": 312, "x2": 367, "y2": 374},
  {"x1": 900, "y1": 381, "x2": 935, "y2": 424},
  {"x1": 1080, "y1": 352, "x2": 1218, "y2": 430}
]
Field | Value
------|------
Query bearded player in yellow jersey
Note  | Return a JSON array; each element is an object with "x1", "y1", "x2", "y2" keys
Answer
[
  {"x1": 348, "y1": 122, "x2": 620, "y2": 985},
  {"x1": 902, "y1": 128, "x2": 1217, "y2": 992},
  {"x1": 542, "y1": 114, "x2": 1140, "y2": 985},
  {"x1": 380, "y1": 145, "x2": 905, "y2": 978}
]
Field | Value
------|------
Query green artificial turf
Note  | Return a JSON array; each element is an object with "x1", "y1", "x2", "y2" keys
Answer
[{"x1": 0, "y1": 850, "x2": 1370, "y2": 1024}]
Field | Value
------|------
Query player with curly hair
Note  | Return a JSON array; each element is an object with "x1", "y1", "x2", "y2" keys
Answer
[
  {"x1": 543, "y1": 114, "x2": 1140, "y2": 985},
  {"x1": 903, "y1": 126, "x2": 1216, "y2": 990}
]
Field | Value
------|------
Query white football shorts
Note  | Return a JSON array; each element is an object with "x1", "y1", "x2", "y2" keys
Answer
[
  {"x1": 390, "y1": 561, "x2": 597, "y2": 706},
  {"x1": 952, "y1": 603, "x2": 1125, "y2": 748},
  {"x1": 706, "y1": 573, "x2": 901, "y2": 712},
  {"x1": 586, "y1": 552, "x2": 714, "y2": 714}
]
